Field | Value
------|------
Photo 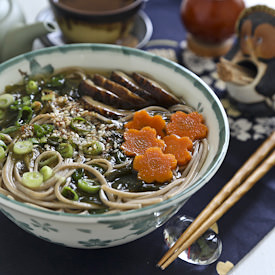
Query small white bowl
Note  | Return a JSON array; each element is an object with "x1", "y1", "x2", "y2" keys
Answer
[{"x1": 0, "y1": 44, "x2": 229, "y2": 248}]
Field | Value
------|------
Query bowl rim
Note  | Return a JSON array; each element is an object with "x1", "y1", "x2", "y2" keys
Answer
[
  {"x1": 0, "y1": 43, "x2": 230, "y2": 220},
  {"x1": 49, "y1": 0, "x2": 145, "y2": 17}
]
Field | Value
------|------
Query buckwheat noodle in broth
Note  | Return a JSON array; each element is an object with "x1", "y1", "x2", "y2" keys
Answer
[{"x1": 0, "y1": 67, "x2": 208, "y2": 214}]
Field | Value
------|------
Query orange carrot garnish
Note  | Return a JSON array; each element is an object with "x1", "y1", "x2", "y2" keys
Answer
[
  {"x1": 124, "y1": 110, "x2": 166, "y2": 137},
  {"x1": 133, "y1": 147, "x2": 177, "y2": 183},
  {"x1": 166, "y1": 111, "x2": 208, "y2": 141},
  {"x1": 163, "y1": 134, "x2": 193, "y2": 166},
  {"x1": 121, "y1": 126, "x2": 165, "y2": 156}
]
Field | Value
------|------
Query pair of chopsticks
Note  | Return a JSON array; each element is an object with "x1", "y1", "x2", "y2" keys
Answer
[{"x1": 158, "y1": 131, "x2": 275, "y2": 270}]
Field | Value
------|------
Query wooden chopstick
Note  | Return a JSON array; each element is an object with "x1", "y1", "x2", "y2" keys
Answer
[{"x1": 158, "y1": 131, "x2": 275, "y2": 270}]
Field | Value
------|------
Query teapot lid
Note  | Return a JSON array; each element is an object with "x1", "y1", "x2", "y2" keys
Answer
[{"x1": 0, "y1": 0, "x2": 11, "y2": 21}]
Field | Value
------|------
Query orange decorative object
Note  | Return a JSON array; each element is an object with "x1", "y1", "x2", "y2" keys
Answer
[
  {"x1": 133, "y1": 147, "x2": 177, "y2": 183},
  {"x1": 121, "y1": 126, "x2": 165, "y2": 156},
  {"x1": 180, "y1": 0, "x2": 245, "y2": 57},
  {"x1": 166, "y1": 111, "x2": 208, "y2": 141},
  {"x1": 124, "y1": 110, "x2": 166, "y2": 137},
  {"x1": 163, "y1": 134, "x2": 193, "y2": 166}
]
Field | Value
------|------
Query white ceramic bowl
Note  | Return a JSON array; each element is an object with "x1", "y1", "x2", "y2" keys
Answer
[{"x1": 0, "y1": 44, "x2": 229, "y2": 248}]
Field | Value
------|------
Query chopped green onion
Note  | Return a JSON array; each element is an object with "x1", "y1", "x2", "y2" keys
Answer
[
  {"x1": 0, "y1": 140, "x2": 7, "y2": 149},
  {"x1": 0, "y1": 134, "x2": 7, "y2": 140},
  {"x1": 22, "y1": 96, "x2": 31, "y2": 106},
  {"x1": 28, "y1": 137, "x2": 40, "y2": 144},
  {"x1": 41, "y1": 90, "x2": 55, "y2": 101},
  {"x1": 1, "y1": 125, "x2": 20, "y2": 134},
  {"x1": 33, "y1": 124, "x2": 46, "y2": 138},
  {"x1": 32, "y1": 124, "x2": 55, "y2": 142},
  {"x1": 0, "y1": 94, "x2": 14, "y2": 108},
  {"x1": 22, "y1": 171, "x2": 43, "y2": 188},
  {"x1": 72, "y1": 168, "x2": 84, "y2": 181},
  {"x1": 13, "y1": 140, "x2": 33, "y2": 154},
  {"x1": 39, "y1": 137, "x2": 47, "y2": 143},
  {"x1": 10, "y1": 99, "x2": 25, "y2": 111},
  {"x1": 9, "y1": 100, "x2": 19, "y2": 111},
  {"x1": 70, "y1": 117, "x2": 90, "y2": 133},
  {"x1": 42, "y1": 124, "x2": 54, "y2": 134},
  {"x1": 16, "y1": 106, "x2": 33, "y2": 126},
  {"x1": 61, "y1": 186, "x2": 79, "y2": 201},
  {"x1": 38, "y1": 155, "x2": 58, "y2": 168},
  {"x1": 47, "y1": 136, "x2": 60, "y2": 146},
  {"x1": 26, "y1": 80, "x2": 39, "y2": 94},
  {"x1": 0, "y1": 147, "x2": 6, "y2": 160},
  {"x1": 57, "y1": 143, "x2": 74, "y2": 158},
  {"x1": 83, "y1": 141, "x2": 104, "y2": 156},
  {"x1": 40, "y1": 165, "x2": 53, "y2": 181},
  {"x1": 77, "y1": 179, "x2": 101, "y2": 194},
  {"x1": 0, "y1": 109, "x2": 5, "y2": 119}
]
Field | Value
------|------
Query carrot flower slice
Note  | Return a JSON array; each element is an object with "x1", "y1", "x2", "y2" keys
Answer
[
  {"x1": 133, "y1": 147, "x2": 177, "y2": 183},
  {"x1": 121, "y1": 126, "x2": 165, "y2": 156},
  {"x1": 124, "y1": 110, "x2": 166, "y2": 137},
  {"x1": 163, "y1": 134, "x2": 193, "y2": 165},
  {"x1": 166, "y1": 111, "x2": 208, "y2": 141}
]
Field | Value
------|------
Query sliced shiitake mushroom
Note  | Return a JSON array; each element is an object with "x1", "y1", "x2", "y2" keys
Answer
[
  {"x1": 79, "y1": 79, "x2": 132, "y2": 109},
  {"x1": 132, "y1": 72, "x2": 181, "y2": 107},
  {"x1": 110, "y1": 71, "x2": 156, "y2": 103},
  {"x1": 81, "y1": 96, "x2": 131, "y2": 117},
  {"x1": 93, "y1": 74, "x2": 147, "y2": 108}
]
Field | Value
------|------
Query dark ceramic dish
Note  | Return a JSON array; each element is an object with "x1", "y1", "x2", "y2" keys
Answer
[
  {"x1": 48, "y1": 0, "x2": 145, "y2": 43},
  {"x1": 36, "y1": 8, "x2": 153, "y2": 49}
]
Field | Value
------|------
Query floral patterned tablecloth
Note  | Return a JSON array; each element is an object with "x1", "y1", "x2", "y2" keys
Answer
[{"x1": 0, "y1": 1, "x2": 274, "y2": 275}]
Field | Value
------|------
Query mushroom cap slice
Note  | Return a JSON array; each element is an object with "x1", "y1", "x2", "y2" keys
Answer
[
  {"x1": 93, "y1": 74, "x2": 148, "y2": 108},
  {"x1": 81, "y1": 96, "x2": 132, "y2": 118},
  {"x1": 111, "y1": 71, "x2": 156, "y2": 104},
  {"x1": 132, "y1": 72, "x2": 181, "y2": 107},
  {"x1": 79, "y1": 78, "x2": 134, "y2": 109}
]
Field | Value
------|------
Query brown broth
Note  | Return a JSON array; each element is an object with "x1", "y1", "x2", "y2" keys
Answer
[{"x1": 56, "y1": 0, "x2": 135, "y2": 12}]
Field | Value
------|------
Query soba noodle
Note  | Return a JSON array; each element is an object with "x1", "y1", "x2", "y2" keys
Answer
[{"x1": 0, "y1": 68, "x2": 208, "y2": 214}]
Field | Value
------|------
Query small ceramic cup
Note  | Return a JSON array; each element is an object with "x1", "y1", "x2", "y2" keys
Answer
[{"x1": 49, "y1": 0, "x2": 145, "y2": 44}]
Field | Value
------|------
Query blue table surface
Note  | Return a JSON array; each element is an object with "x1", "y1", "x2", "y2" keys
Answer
[{"x1": 0, "y1": 1, "x2": 274, "y2": 274}]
